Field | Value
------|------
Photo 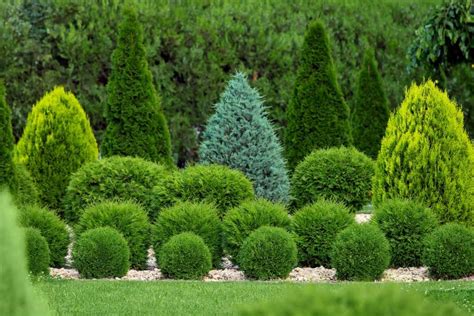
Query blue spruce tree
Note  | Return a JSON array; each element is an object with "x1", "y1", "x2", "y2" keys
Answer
[{"x1": 199, "y1": 73, "x2": 289, "y2": 203}]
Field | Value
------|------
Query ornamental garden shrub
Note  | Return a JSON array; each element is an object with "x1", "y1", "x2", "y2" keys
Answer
[
  {"x1": 351, "y1": 49, "x2": 390, "y2": 159},
  {"x1": 0, "y1": 192, "x2": 50, "y2": 315},
  {"x1": 373, "y1": 199, "x2": 438, "y2": 267},
  {"x1": 285, "y1": 20, "x2": 352, "y2": 170},
  {"x1": 238, "y1": 226, "x2": 297, "y2": 280},
  {"x1": 63, "y1": 156, "x2": 177, "y2": 223},
  {"x1": 101, "y1": 7, "x2": 172, "y2": 166},
  {"x1": 177, "y1": 164, "x2": 254, "y2": 218},
  {"x1": 75, "y1": 201, "x2": 150, "y2": 269},
  {"x1": 291, "y1": 147, "x2": 374, "y2": 212},
  {"x1": 11, "y1": 164, "x2": 39, "y2": 207},
  {"x1": 199, "y1": 73, "x2": 289, "y2": 203},
  {"x1": 331, "y1": 224, "x2": 390, "y2": 281},
  {"x1": 291, "y1": 200, "x2": 354, "y2": 268},
  {"x1": 238, "y1": 285, "x2": 468, "y2": 316},
  {"x1": 15, "y1": 86, "x2": 98, "y2": 212},
  {"x1": 18, "y1": 205, "x2": 69, "y2": 268},
  {"x1": 222, "y1": 199, "x2": 290, "y2": 263},
  {"x1": 422, "y1": 224, "x2": 474, "y2": 279},
  {"x1": 154, "y1": 201, "x2": 222, "y2": 267},
  {"x1": 24, "y1": 228, "x2": 50, "y2": 276},
  {"x1": 373, "y1": 81, "x2": 474, "y2": 225},
  {"x1": 159, "y1": 232, "x2": 212, "y2": 280},
  {"x1": 73, "y1": 227, "x2": 130, "y2": 279}
]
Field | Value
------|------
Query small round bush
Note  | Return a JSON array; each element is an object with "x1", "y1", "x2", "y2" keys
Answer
[
  {"x1": 374, "y1": 199, "x2": 438, "y2": 267},
  {"x1": 177, "y1": 164, "x2": 255, "y2": 217},
  {"x1": 223, "y1": 199, "x2": 290, "y2": 263},
  {"x1": 291, "y1": 147, "x2": 374, "y2": 212},
  {"x1": 291, "y1": 200, "x2": 355, "y2": 267},
  {"x1": 159, "y1": 232, "x2": 212, "y2": 280},
  {"x1": 64, "y1": 156, "x2": 177, "y2": 223},
  {"x1": 238, "y1": 285, "x2": 468, "y2": 316},
  {"x1": 331, "y1": 224, "x2": 390, "y2": 281},
  {"x1": 11, "y1": 164, "x2": 39, "y2": 206},
  {"x1": 422, "y1": 224, "x2": 474, "y2": 279},
  {"x1": 73, "y1": 227, "x2": 130, "y2": 279},
  {"x1": 24, "y1": 228, "x2": 50, "y2": 276},
  {"x1": 238, "y1": 226, "x2": 297, "y2": 280},
  {"x1": 154, "y1": 201, "x2": 222, "y2": 267},
  {"x1": 18, "y1": 205, "x2": 69, "y2": 267},
  {"x1": 75, "y1": 201, "x2": 150, "y2": 269}
]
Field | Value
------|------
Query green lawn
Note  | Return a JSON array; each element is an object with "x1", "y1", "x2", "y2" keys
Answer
[{"x1": 35, "y1": 279, "x2": 474, "y2": 315}]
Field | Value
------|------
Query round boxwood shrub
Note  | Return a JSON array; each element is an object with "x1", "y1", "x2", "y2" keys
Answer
[
  {"x1": 291, "y1": 200, "x2": 355, "y2": 268},
  {"x1": 422, "y1": 224, "x2": 474, "y2": 279},
  {"x1": 24, "y1": 228, "x2": 50, "y2": 276},
  {"x1": 238, "y1": 285, "x2": 468, "y2": 316},
  {"x1": 373, "y1": 199, "x2": 438, "y2": 267},
  {"x1": 159, "y1": 232, "x2": 212, "y2": 280},
  {"x1": 73, "y1": 227, "x2": 130, "y2": 279},
  {"x1": 177, "y1": 164, "x2": 255, "y2": 217},
  {"x1": 75, "y1": 201, "x2": 150, "y2": 269},
  {"x1": 18, "y1": 205, "x2": 69, "y2": 268},
  {"x1": 331, "y1": 224, "x2": 390, "y2": 281},
  {"x1": 154, "y1": 201, "x2": 222, "y2": 267},
  {"x1": 64, "y1": 156, "x2": 177, "y2": 223},
  {"x1": 238, "y1": 226, "x2": 297, "y2": 280},
  {"x1": 291, "y1": 147, "x2": 374, "y2": 212},
  {"x1": 223, "y1": 199, "x2": 290, "y2": 263}
]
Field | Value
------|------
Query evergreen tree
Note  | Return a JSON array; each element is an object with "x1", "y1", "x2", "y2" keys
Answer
[
  {"x1": 15, "y1": 87, "x2": 98, "y2": 212},
  {"x1": 352, "y1": 49, "x2": 390, "y2": 158},
  {"x1": 373, "y1": 81, "x2": 474, "y2": 225},
  {"x1": 101, "y1": 7, "x2": 172, "y2": 166},
  {"x1": 285, "y1": 20, "x2": 352, "y2": 170},
  {"x1": 0, "y1": 80, "x2": 15, "y2": 188},
  {"x1": 199, "y1": 73, "x2": 289, "y2": 202}
]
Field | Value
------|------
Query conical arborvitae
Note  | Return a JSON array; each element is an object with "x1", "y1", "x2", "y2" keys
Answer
[
  {"x1": 0, "y1": 81, "x2": 15, "y2": 188},
  {"x1": 199, "y1": 73, "x2": 290, "y2": 203},
  {"x1": 352, "y1": 50, "x2": 390, "y2": 159},
  {"x1": 373, "y1": 81, "x2": 474, "y2": 225},
  {"x1": 285, "y1": 20, "x2": 352, "y2": 170},
  {"x1": 15, "y1": 87, "x2": 98, "y2": 212},
  {"x1": 0, "y1": 192, "x2": 50, "y2": 315},
  {"x1": 101, "y1": 7, "x2": 173, "y2": 166}
]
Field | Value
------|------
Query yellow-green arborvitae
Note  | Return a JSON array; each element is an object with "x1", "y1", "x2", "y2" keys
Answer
[
  {"x1": 15, "y1": 87, "x2": 98, "y2": 213},
  {"x1": 373, "y1": 81, "x2": 474, "y2": 225}
]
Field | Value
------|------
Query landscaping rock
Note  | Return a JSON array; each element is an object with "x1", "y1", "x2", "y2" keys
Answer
[
  {"x1": 355, "y1": 213, "x2": 372, "y2": 223},
  {"x1": 204, "y1": 269, "x2": 245, "y2": 281},
  {"x1": 381, "y1": 267, "x2": 429, "y2": 282},
  {"x1": 288, "y1": 267, "x2": 336, "y2": 282}
]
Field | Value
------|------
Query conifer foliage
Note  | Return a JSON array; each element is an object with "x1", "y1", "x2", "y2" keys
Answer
[
  {"x1": 373, "y1": 81, "x2": 474, "y2": 225},
  {"x1": 101, "y1": 7, "x2": 172, "y2": 166},
  {"x1": 0, "y1": 80, "x2": 15, "y2": 188},
  {"x1": 285, "y1": 20, "x2": 352, "y2": 170},
  {"x1": 15, "y1": 87, "x2": 98, "y2": 212},
  {"x1": 199, "y1": 73, "x2": 289, "y2": 202},
  {"x1": 352, "y1": 50, "x2": 390, "y2": 158}
]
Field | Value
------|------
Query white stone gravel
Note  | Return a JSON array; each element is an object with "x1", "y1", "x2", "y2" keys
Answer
[
  {"x1": 381, "y1": 267, "x2": 430, "y2": 282},
  {"x1": 205, "y1": 269, "x2": 246, "y2": 281},
  {"x1": 355, "y1": 213, "x2": 372, "y2": 223},
  {"x1": 288, "y1": 267, "x2": 336, "y2": 282}
]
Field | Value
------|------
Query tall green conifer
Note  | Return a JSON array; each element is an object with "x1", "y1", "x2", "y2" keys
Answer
[{"x1": 0, "y1": 80, "x2": 15, "y2": 188}]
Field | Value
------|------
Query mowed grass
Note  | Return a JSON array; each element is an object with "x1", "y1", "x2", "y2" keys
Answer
[{"x1": 35, "y1": 279, "x2": 474, "y2": 315}]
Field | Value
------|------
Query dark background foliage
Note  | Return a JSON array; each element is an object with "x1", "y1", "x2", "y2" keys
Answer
[{"x1": 1, "y1": 0, "x2": 472, "y2": 166}]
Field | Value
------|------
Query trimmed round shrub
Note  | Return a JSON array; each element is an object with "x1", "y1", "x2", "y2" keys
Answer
[
  {"x1": 177, "y1": 164, "x2": 255, "y2": 218},
  {"x1": 238, "y1": 226, "x2": 297, "y2": 280},
  {"x1": 64, "y1": 156, "x2": 177, "y2": 223},
  {"x1": 422, "y1": 224, "x2": 474, "y2": 279},
  {"x1": 15, "y1": 86, "x2": 98, "y2": 212},
  {"x1": 75, "y1": 201, "x2": 150, "y2": 269},
  {"x1": 18, "y1": 205, "x2": 69, "y2": 267},
  {"x1": 331, "y1": 224, "x2": 390, "y2": 281},
  {"x1": 154, "y1": 201, "x2": 222, "y2": 267},
  {"x1": 11, "y1": 164, "x2": 39, "y2": 207},
  {"x1": 73, "y1": 227, "x2": 130, "y2": 279},
  {"x1": 291, "y1": 200, "x2": 355, "y2": 268},
  {"x1": 373, "y1": 81, "x2": 474, "y2": 225},
  {"x1": 374, "y1": 199, "x2": 438, "y2": 267},
  {"x1": 238, "y1": 285, "x2": 468, "y2": 316},
  {"x1": 223, "y1": 199, "x2": 290, "y2": 263},
  {"x1": 159, "y1": 232, "x2": 212, "y2": 280},
  {"x1": 291, "y1": 147, "x2": 374, "y2": 212},
  {"x1": 24, "y1": 228, "x2": 50, "y2": 276}
]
